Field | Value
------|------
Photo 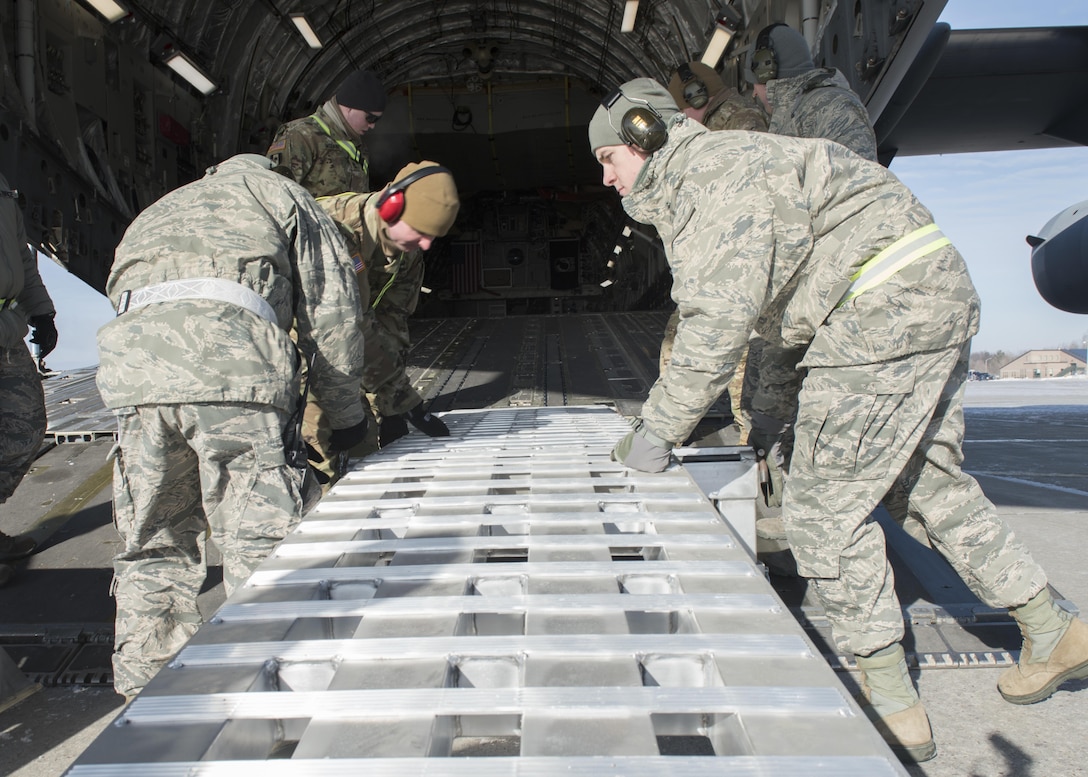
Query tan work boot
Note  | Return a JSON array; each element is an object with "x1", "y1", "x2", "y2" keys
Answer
[
  {"x1": 858, "y1": 695, "x2": 937, "y2": 764},
  {"x1": 999, "y1": 593, "x2": 1088, "y2": 705},
  {"x1": 856, "y1": 644, "x2": 936, "y2": 764}
]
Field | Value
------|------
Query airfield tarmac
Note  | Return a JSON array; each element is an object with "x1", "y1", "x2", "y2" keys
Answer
[{"x1": 1, "y1": 370, "x2": 1085, "y2": 777}]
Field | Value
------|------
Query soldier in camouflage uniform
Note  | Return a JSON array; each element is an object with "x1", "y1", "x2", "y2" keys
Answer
[
  {"x1": 307, "y1": 162, "x2": 461, "y2": 470},
  {"x1": 662, "y1": 61, "x2": 770, "y2": 443},
  {"x1": 266, "y1": 69, "x2": 386, "y2": 196},
  {"x1": 748, "y1": 23, "x2": 878, "y2": 162},
  {"x1": 589, "y1": 79, "x2": 1088, "y2": 764},
  {"x1": 96, "y1": 155, "x2": 369, "y2": 698},
  {"x1": 666, "y1": 60, "x2": 767, "y2": 133},
  {"x1": 0, "y1": 171, "x2": 57, "y2": 567}
]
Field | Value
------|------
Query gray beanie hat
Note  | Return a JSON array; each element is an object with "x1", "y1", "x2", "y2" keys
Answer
[
  {"x1": 588, "y1": 78, "x2": 680, "y2": 152},
  {"x1": 748, "y1": 24, "x2": 815, "y2": 83}
]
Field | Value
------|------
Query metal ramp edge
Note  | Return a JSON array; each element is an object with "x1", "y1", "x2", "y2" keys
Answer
[{"x1": 66, "y1": 406, "x2": 908, "y2": 775}]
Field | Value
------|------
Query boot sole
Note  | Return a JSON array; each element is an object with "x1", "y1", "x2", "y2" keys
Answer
[
  {"x1": 999, "y1": 659, "x2": 1088, "y2": 705},
  {"x1": 891, "y1": 739, "x2": 938, "y2": 764}
]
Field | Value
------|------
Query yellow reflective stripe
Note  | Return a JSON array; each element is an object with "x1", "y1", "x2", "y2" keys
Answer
[
  {"x1": 838, "y1": 224, "x2": 951, "y2": 307},
  {"x1": 371, "y1": 254, "x2": 405, "y2": 309},
  {"x1": 309, "y1": 114, "x2": 361, "y2": 163},
  {"x1": 314, "y1": 192, "x2": 363, "y2": 202}
]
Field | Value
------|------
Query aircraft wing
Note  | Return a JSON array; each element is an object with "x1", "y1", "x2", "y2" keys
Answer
[{"x1": 878, "y1": 25, "x2": 1088, "y2": 161}]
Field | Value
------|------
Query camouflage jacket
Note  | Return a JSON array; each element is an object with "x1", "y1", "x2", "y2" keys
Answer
[
  {"x1": 96, "y1": 155, "x2": 367, "y2": 428},
  {"x1": 765, "y1": 68, "x2": 878, "y2": 162},
  {"x1": 623, "y1": 117, "x2": 979, "y2": 444},
  {"x1": 702, "y1": 87, "x2": 768, "y2": 133},
  {"x1": 0, "y1": 172, "x2": 54, "y2": 349},
  {"x1": 319, "y1": 191, "x2": 426, "y2": 414},
  {"x1": 267, "y1": 99, "x2": 370, "y2": 197}
]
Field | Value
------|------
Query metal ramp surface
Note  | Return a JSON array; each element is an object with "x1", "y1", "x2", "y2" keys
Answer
[{"x1": 66, "y1": 406, "x2": 906, "y2": 776}]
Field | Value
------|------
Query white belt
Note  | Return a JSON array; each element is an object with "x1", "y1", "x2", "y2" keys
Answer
[{"x1": 119, "y1": 278, "x2": 278, "y2": 324}]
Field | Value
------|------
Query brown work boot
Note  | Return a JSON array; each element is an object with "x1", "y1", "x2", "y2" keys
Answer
[
  {"x1": 999, "y1": 616, "x2": 1088, "y2": 704},
  {"x1": 858, "y1": 694, "x2": 937, "y2": 764},
  {"x1": 0, "y1": 531, "x2": 37, "y2": 562}
]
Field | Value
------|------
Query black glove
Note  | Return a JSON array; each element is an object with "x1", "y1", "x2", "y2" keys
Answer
[
  {"x1": 328, "y1": 417, "x2": 368, "y2": 451},
  {"x1": 29, "y1": 314, "x2": 58, "y2": 358},
  {"x1": 378, "y1": 413, "x2": 409, "y2": 448},
  {"x1": 405, "y1": 402, "x2": 449, "y2": 437},
  {"x1": 611, "y1": 425, "x2": 672, "y2": 473}
]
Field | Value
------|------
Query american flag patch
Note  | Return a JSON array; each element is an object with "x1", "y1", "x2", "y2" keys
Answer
[
  {"x1": 267, "y1": 138, "x2": 286, "y2": 153},
  {"x1": 352, "y1": 253, "x2": 364, "y2": 273}
]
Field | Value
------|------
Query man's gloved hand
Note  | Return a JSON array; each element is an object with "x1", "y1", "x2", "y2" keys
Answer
[
  {"x1": 328, "y1": 417, "x2": 369, "y2": 452},
  {"x1": 749, "y1": 412, "x2": 789, "y2": 508},
  {"x1": 378, "y1": 413, "x2": 409, "y2": 448},
  {"x1": 405, "y1": 402, "x2": 449, "y2": 437},
  {"x1": 611, "y1": 423, "x2": 672, "y2": 473},
  {"x1": 29, "y1": 314, "x2": 58, "y2": 357}
]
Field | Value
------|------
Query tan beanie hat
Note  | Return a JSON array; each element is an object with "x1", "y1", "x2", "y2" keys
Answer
[
  {"x1": 390, "y1": 161, "x2": 460, "y2": 237},
  {"x1": 667, "y1": 62, "x2": 725, "y2": 109}
]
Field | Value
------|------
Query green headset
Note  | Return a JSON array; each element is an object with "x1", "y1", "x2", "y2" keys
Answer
[
  {"x1": 676, "y1": 63, "x2": 709, "y2": 109},
  {"x1": 751, "y1": 22, "x2": 788, "y2": 83},
  {"x1": 602, "y1": 87, "x2": 668, "y2": 153}
]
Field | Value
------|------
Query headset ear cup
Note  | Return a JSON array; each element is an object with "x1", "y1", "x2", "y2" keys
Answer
[
  {"x1": 751, "y1": 48, "x2": 777, "y2": 82},
  {"x1": 683, "y1": 79, "x2": 708, "y2": 109},
  {"x1": 378, "y1": 190, "x2": 405, "y2": 223},
  {"x1": 620, "y1": 107, "x2": 667, "y2": 153}
]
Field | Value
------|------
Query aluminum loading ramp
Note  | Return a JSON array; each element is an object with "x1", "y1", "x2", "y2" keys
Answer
[{"x1": 66, "y1": 406, "x2": 906, "y2": 776}]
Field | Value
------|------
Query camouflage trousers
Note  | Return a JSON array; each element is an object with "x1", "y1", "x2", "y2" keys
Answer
[
  {"x1": 659, "y1": 310, "x2": 751, "y2": 442},
  {"x1": 786, "y1": 342, "x2": 1047, "y2": 657},
  {"x1": 0, "y1": 345, "x2": 46, "y2": 503},
  {"x1": 110, "y1": 402, "x2": 302, "y2": 697}
]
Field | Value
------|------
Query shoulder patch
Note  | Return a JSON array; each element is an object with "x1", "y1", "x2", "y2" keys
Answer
[
  {"x1": 352, "y1": 253, "x2": 365, "y2": 274},
  {"x1": 267, "y1": 138, "x2": 286, "y2": 154}
]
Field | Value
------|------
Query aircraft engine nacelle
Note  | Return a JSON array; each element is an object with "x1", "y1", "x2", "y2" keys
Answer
[{"x1": 1028, "y1": 200, "x2": 1088, "y2": 314}]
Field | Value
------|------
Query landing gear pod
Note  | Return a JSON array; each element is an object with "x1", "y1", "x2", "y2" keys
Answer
[{"x1": 1028, "y1": 200, "x2": 1088, "y2": 314}]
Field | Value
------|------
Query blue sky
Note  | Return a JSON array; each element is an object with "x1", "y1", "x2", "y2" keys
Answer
[
  {"x1": 889, "y1": 0, "x2": 1088, "y2": 356},
  {"x1": 30, "y1": 0, "x2": 1088, "y2": 370}
]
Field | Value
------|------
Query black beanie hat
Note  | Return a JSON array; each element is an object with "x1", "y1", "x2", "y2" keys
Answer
[{"x1": 336, "y1": 70, "x2": 386, "y2": 112}]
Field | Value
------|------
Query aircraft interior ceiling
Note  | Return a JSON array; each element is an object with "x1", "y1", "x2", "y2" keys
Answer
[{"x1": 3, "y1": 0, "x2": 1087, "y2": 311}]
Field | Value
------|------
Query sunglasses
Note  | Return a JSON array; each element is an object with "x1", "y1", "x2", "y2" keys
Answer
[{"x1": 365, "y1": 111, "x2": 382, "y2": 124}]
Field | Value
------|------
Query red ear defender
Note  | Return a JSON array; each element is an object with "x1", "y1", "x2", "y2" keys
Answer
[
  {"x1": 377, "y1": 189, "x2": 407, "y2": 223},
  {"x1": 376, "y1": 165, "x2": 453, "y2": 225}
]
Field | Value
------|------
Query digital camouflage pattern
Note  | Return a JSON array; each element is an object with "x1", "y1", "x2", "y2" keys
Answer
[
  {"x1": 0, "y1": 171, "x2": 53, "y2": 502},
  {"x1": 657, "y1": 96, "x2": 767, "y2": 441},
  {"x1": 96, "y1": 154, "x2": 366, "y2": 696},
  {"x1": 797, "y1": 345, "x2": 1047, "y2": 655},
  {"x1": 702, "y1": 87, "x2": 768, "y2": 133},
  {"x1": 302, "y1": 192, "x2": 428, "y2": 473},
  {"x1": 320, "y1": 190, "x2": 426, "y2": 414},
  {"x1": 110, "y1": 403, "x2": 302, "y2": 696},
  {"x1": 763, "y1": 68, "x2": 878, "y2": 162},
  {"x1": 266, "y1": 100, "x2": 371, "y2": 197},
  {"x1": 0, "y1": 347, "x2": 46, "y2": 502},
  {"x1": 619, "y1": 115, "x2": 1046, "y2": 655},
  {"x1": 96, "y1": 155, "x2": 367, "y2": 428}
]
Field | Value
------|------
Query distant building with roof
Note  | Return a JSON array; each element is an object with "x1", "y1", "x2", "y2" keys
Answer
[{"x1": 998, "y1": 348, "x2": 1087, "y2": 379}]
